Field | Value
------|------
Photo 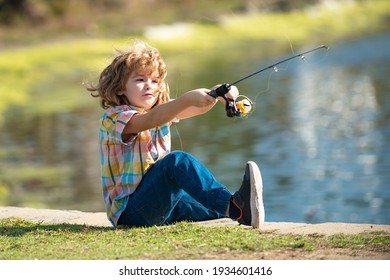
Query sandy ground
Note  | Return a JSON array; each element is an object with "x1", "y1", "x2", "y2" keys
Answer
[{"x1": 1, "y1": 206, "x2": 389, "y2": 235}]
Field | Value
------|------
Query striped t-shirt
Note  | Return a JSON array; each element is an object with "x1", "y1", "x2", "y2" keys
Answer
[{"x1": 98, "y1": 105, "x2": 172, "y2": 226}]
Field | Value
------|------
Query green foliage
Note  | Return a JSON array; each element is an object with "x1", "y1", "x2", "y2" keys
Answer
[{"x1": 0, "y1": 38, "x2": 116, "y2": 114}]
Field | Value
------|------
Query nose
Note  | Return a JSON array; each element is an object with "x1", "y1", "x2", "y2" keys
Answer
[{"x1": 144, "y1": 78, "x2": 154, "y2": 89}]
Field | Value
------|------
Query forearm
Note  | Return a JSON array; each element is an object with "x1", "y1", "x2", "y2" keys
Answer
[
  {"x1": 122, "y1": 89, "x2": 214, "y2": 136},
  {"x1": 149, "y1": 97, "x2": 191, "y2": 124},
  {"x1": 125, "y1": 97, "x2": 191, "y2": 134},
  {"x1": 176, "y1": 102, "x2": 216, "y2": 120}
]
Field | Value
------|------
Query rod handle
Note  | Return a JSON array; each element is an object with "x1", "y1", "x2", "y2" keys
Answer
[{"x1": 208, "y1": 83, "x2": 231, "y2": 98}]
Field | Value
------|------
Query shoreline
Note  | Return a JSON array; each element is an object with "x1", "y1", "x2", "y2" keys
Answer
[{"x1": 1, "y1": 206, "x2": 389, "y2": 236}]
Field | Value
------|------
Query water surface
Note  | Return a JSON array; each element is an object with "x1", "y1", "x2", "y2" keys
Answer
[{"x1": 1, "y1": 33, "x2": 389, "y2": 224}]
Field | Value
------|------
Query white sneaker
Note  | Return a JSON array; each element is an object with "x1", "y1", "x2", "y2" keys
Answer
[{"x1": 232, "y1": 161, "x2": 265, "y2": 228}]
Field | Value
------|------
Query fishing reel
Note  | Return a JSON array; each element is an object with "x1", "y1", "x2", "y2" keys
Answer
[{"x1": 208, "y1": 83, "x2": 254, "y2": 118}]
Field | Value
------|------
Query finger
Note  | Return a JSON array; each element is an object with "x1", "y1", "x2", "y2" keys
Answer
[
  {"x1": 229, "y1": 86, "x2": 239, "y2": 97},
  {"x1": 205, "y1": 93, "x2": 217, "y2": 102}
]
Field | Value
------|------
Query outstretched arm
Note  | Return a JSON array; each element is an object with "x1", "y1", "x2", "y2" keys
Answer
[
  {"x1": 121, "y1": 88, "x2": 215, "y2": 140},
  {"x1": 121, "y1": 85, "x2": 239, "y2": 141}
]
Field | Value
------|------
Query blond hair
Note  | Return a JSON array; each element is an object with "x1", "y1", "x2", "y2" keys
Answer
[{"x1": 87, "y1": 41, "x2": 169, "y2": 109}]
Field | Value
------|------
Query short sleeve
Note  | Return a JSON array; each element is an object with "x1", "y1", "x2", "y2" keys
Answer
[{"x1": 100, "y1": 107, "x2": 139, "y2": 145}]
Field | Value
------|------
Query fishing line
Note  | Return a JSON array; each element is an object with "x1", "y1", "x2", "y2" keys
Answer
[
  {"x1": 252, "y1": 65, "x2": 275, "y2": 104},
  {"x1": 252, "y1": 44, "x2": 306, "y2": 104},
  {"x1": 170, "y1": 69, "x2": 185, "y2": 151},
  {"x1": 208, "y1": 45, "x2": 329, "y2": 118},
  {"x1": 286, "y1": 34, "x2": 295, "y2": 56},
  {"x1": 253, "y1": 44, "x2": 330, "y2": 104}
]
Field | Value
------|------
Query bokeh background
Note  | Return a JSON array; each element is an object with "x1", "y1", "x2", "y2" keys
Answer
[{"x1": 1, "y1": 0, "x2": 389, "y2": 224}]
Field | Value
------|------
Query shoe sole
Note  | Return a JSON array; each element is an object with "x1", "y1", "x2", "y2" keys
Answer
[{"x1": 248, "y1": 161, "x2": 265, "y2": 228}]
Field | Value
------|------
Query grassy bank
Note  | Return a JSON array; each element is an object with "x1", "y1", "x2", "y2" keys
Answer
[{"x1": 0, "y1": 218, "x2": 389, "y2": 259}]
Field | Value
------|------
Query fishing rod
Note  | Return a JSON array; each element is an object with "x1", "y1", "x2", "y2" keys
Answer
[{"x1": 208, "y1": 45, "x2": 329, "y2": 118}]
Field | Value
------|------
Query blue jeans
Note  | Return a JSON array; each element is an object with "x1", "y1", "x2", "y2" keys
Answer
[{"x1": 117, "y1": 151, "x2": 232, "y2": 227}]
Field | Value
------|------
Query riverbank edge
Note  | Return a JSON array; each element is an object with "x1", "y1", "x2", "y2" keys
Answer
[{"x1": 1, "y1": 206, "x2": 389, "y2": 236}]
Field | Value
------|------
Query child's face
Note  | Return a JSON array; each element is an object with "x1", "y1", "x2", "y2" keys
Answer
[{"x1": 122, "y1": 71, "x2": 159, "y2": 110}]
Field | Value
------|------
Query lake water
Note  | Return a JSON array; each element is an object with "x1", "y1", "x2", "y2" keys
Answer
[{"x1": 1, "y1": 32, "x2": 389, "y2": 224}]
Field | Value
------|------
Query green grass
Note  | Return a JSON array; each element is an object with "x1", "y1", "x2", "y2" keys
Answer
[{"x1": 0, "y1": 218, "x2": 389, "y2": 259}]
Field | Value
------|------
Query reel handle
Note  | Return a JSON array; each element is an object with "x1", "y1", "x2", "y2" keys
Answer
[{"x1": 208, "y1": 83, "x2": 236, "y2": 117}]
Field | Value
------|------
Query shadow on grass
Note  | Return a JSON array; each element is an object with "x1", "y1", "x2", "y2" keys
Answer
[{"x1": 0, "y1": 218, "x2": 114, "y2": 237}]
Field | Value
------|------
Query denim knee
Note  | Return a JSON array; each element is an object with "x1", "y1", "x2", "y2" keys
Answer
[
  {"x1": 161, "y1": 151, "x2": 195, "y2": 172},
  {"x1": 164, "y1": 150, "x2": 193, "y2": 164}
]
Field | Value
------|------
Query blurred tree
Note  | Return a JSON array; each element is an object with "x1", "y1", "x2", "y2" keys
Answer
[
  {"x1": 0, "y1": 0, "x2": 48, "y2": 24},
  {"x1": 0, "y1": 0, "x2": 322, "y2": 27},
  {"x1": 0, "y1": 0, "x2": 27, "y2": 24},
  {"x1": 245, "y1": 0, "x2": 319, "y2": 13}
]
